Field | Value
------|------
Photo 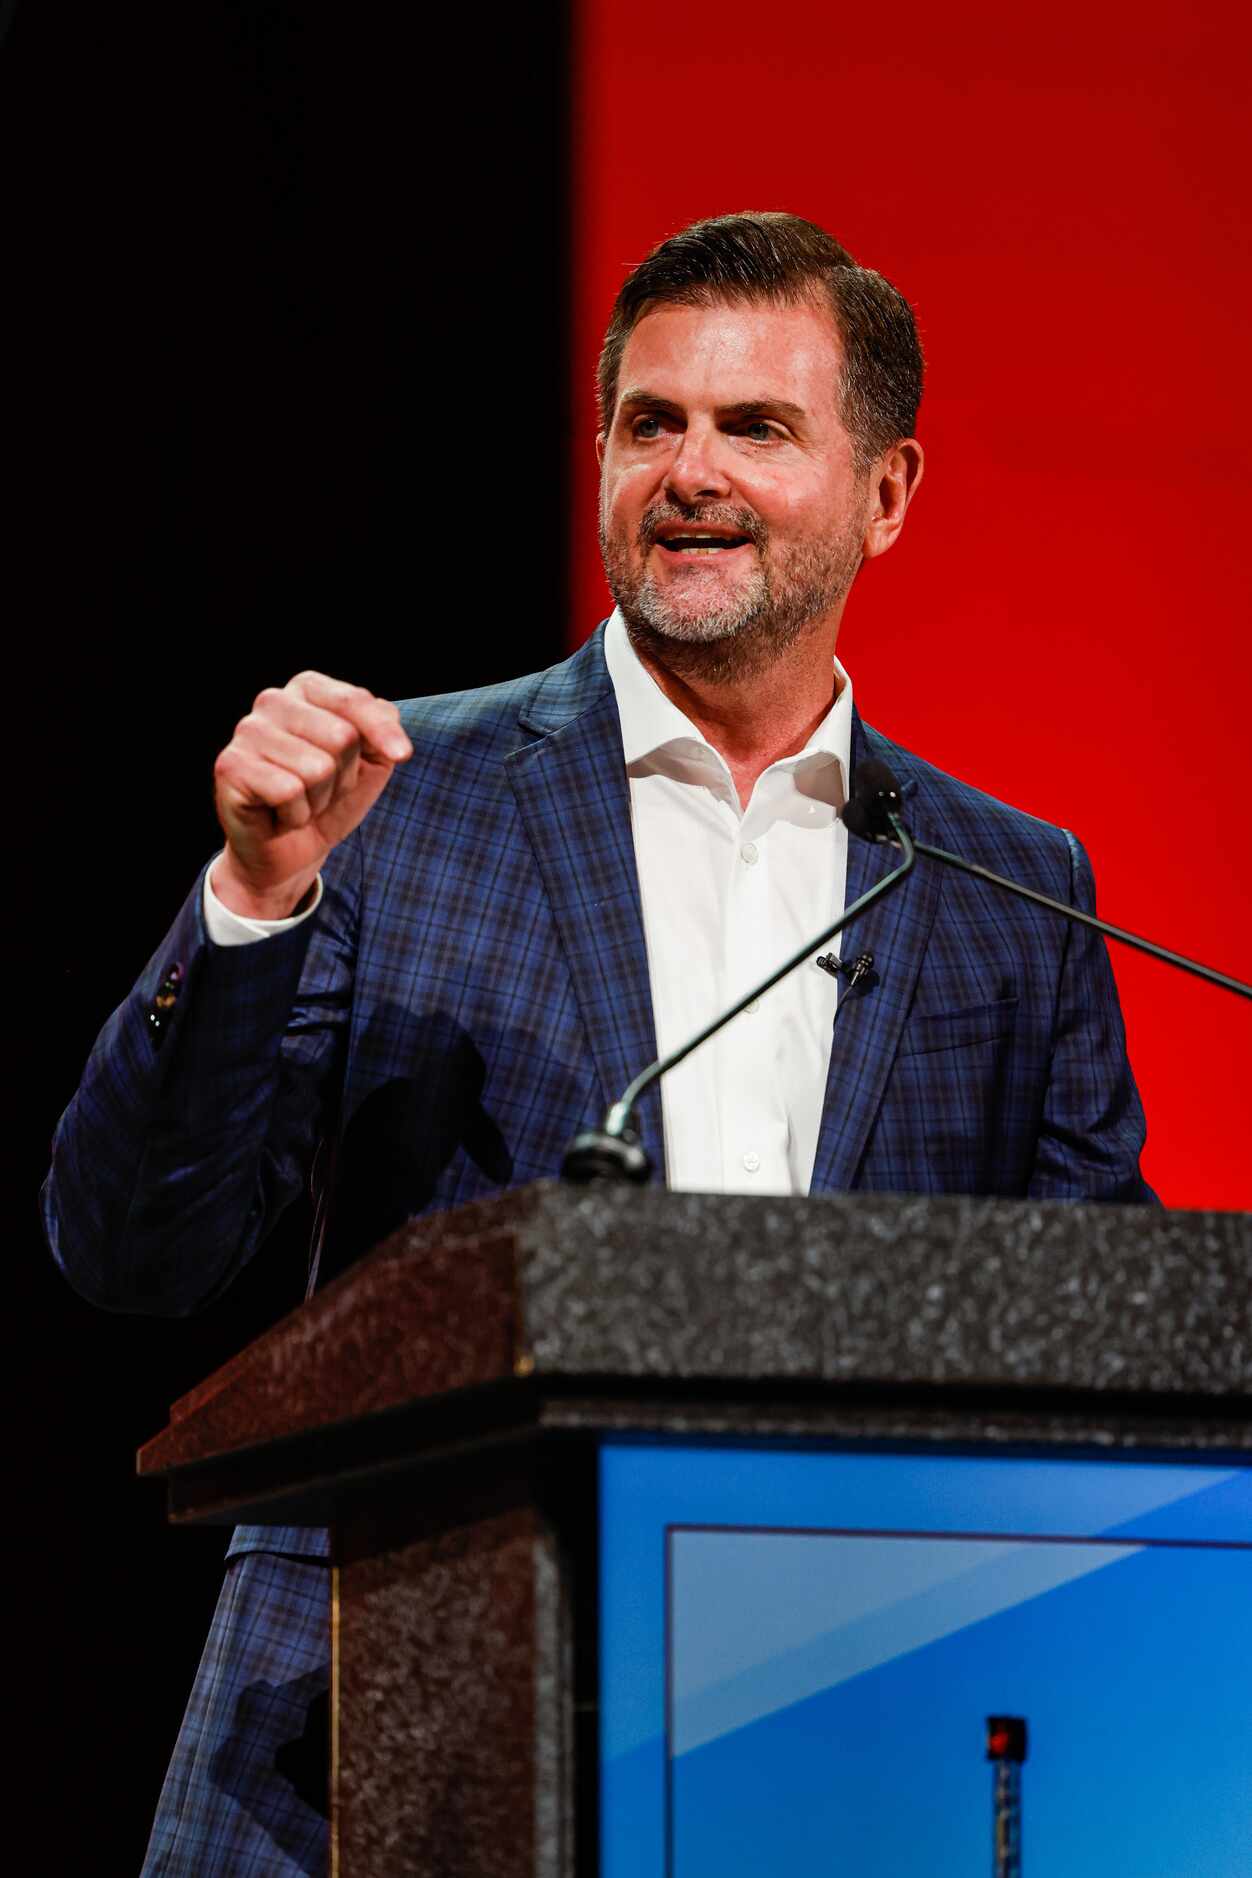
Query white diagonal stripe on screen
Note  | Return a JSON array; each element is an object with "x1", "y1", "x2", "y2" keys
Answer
[{"x1": 672, "y1": 1533, "x2": 1133, "y2": 1757}]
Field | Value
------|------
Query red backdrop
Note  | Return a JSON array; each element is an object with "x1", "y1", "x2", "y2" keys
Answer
[{"x1": 568, "y1": 0, "x2": 1252, "y2": 1209}]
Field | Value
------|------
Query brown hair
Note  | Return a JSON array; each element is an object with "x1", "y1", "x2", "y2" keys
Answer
[{"x1": 597, "y1": 211, "x2": 923, "y2": 469}]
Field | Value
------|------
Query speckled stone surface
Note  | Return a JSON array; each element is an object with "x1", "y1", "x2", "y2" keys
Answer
[
  {"x1": 335, "y1": 1493, "x2": 558, "y2": 1878},
  {"x1": 141, "y1": 1185, "x2": 1252, "y2": 1487},
  {"x1": 512, "y1": 1187, "x2": 1252, "y2": 1400},
  {"x1": 149, "y1": 1224, "x2": 523, "y2": 1467}
]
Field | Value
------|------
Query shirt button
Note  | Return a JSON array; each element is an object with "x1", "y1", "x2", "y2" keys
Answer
[
  {"x1": 742, "y1": 1150, "x2": 761, "y2": 1173},
  {"x1": 740, "y1": 840, "x2": 759, "y2": 865},
  {"x1": 744, "y1": 999, "x2": 760, "y2": 1014}
]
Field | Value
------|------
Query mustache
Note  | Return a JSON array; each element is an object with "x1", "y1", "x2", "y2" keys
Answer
[{"x1": 637, "y1": 502, "x2": 767, "y2": 551}]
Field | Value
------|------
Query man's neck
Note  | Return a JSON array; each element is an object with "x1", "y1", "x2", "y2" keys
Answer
[{"x1": 630, "y1": 623, "x2": 843, "y2": 809}]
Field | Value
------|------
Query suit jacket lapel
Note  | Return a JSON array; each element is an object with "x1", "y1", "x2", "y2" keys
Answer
[
  {"x1": 809, "y1": 711, "x2": 943, "y2": 1193},
  {"x1": 505, "y1": 633, "x2": 664, "y2": 1177}
]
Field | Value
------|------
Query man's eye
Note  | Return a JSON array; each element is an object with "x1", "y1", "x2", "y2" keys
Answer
[
  {"x1": 741, "y1": 420, "x2": 776, "y2": 441},
  {"x1": 633, "y1": 415, "x2": 664, "y2": 439}
]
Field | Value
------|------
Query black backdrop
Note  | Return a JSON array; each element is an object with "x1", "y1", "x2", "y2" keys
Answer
[{"x1": 5, "y1": 4, "x2": 569, "y2": 1867}]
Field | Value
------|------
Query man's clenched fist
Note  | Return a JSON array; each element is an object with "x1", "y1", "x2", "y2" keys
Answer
[{"x1": 211, "y1": 671, "x2": 412, "y2": 920}]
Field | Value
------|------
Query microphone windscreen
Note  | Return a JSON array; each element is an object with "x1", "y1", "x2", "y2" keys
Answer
[{"x1": 841, "y1": 760, "x2": 904, "y2": 839}]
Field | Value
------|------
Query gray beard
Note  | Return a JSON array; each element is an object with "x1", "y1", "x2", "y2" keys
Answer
[{"x1": 600, "y1": 501, "x2": 865, "y2": 684}]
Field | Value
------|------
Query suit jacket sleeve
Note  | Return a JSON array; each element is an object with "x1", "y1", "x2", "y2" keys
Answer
[
  {"x1": 1027, "y1": 829, "x2": 1155, "y2": 1203},
  {"x1": 41, "y1": 834, "x2": 362, "y2": 1315}
]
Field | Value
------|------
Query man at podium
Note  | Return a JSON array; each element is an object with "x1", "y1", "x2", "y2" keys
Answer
[{"x1": 43, "y1": 212, "x2": 1150, "y2": 1875}]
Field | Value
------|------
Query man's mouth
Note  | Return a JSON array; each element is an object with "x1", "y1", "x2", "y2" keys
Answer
[{"x1": 653, "y1": 528, "x2": 753, "y2": 557}]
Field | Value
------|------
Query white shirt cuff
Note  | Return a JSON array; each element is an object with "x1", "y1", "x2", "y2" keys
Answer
[{"x1": 203, "y1": 855, "x2": 325, "y2": 946}]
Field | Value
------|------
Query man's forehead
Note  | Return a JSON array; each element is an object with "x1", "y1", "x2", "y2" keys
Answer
[{"x1": 617, "y1": 294, "x2": 843, "y2": 405}]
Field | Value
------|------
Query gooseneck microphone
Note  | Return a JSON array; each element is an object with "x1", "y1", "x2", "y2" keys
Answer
[
  {"x1": 561, "y1": 764, "x2": 915, "y2": 1184},
  {"x1": 854, "y1": 762, "x2": 1252, "y2": 1002}
]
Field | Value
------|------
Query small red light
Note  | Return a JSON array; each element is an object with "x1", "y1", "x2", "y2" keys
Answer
[{"x1": 986, "y1": 1715, "x2": 1028, "y2": 1762}]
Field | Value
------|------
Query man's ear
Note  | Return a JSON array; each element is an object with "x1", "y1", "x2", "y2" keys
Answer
[
  {"x1": 596, "y1": 431, "x2": 607, "y2": 465},
  {"x1": 862, "y1": 439, "x2": 924, "y2": 561}
]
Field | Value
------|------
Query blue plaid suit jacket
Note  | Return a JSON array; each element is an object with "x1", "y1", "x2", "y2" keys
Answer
[
  {"x1": 46, "y1": 625, "x2": 1150, "y2": 1524},
  {"x1": 43, "y1": 625, "x2": 1149, "y2": 1869}
]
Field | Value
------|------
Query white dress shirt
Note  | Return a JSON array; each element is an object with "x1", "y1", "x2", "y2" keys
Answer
[
  {"x1": 205, "y1": 611, "x2": 853, "y2": 1194},
  {"x1": 602, "y1": 610, "x2": 850, "y2": 1195}
]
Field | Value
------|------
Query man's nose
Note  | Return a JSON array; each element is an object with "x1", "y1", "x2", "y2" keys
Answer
[{"x1": 664, "y1": 426, "x2": 732, "y2": 506}]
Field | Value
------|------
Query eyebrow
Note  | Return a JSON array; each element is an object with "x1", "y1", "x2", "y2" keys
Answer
[{"x1": 617, "y1": 389, "x2": 809, "y2": 425}]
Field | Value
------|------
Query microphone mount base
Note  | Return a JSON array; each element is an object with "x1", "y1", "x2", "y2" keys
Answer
[{"x1": 560, "y1": 1126, "x2": 652, "y2": 1185}]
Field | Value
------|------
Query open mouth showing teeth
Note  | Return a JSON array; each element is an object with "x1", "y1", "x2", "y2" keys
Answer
[{"x1": 656, "y1": 534, "x2": 751, "y2": 554}]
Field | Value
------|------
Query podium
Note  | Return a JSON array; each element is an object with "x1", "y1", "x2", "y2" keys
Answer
[{"x1": 138, "y1": 1185, "x2": 1252, "y2": 1876}]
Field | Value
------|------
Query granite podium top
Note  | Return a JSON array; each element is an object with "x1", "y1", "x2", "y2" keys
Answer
[{"x1": 139, "y1": 1186, "x2": 1252, "y2": 1504}]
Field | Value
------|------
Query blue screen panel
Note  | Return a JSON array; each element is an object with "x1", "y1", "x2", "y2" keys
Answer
[{"x1": 599, "y1": 1444, "x2": 1252, "y2": 1878}]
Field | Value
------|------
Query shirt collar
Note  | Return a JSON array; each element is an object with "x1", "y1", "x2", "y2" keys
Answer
[{"x1": 603, "y1": 606, "x2": 853, "y2": 790}]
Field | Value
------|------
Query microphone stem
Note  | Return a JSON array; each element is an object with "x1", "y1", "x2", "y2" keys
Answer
[
  {"x1": 912, "y1": 840, "x2": 1252, "y2": 1000},
  {"x1": 605, "y1": 819, "x2": 917, "y2": 1139}
]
